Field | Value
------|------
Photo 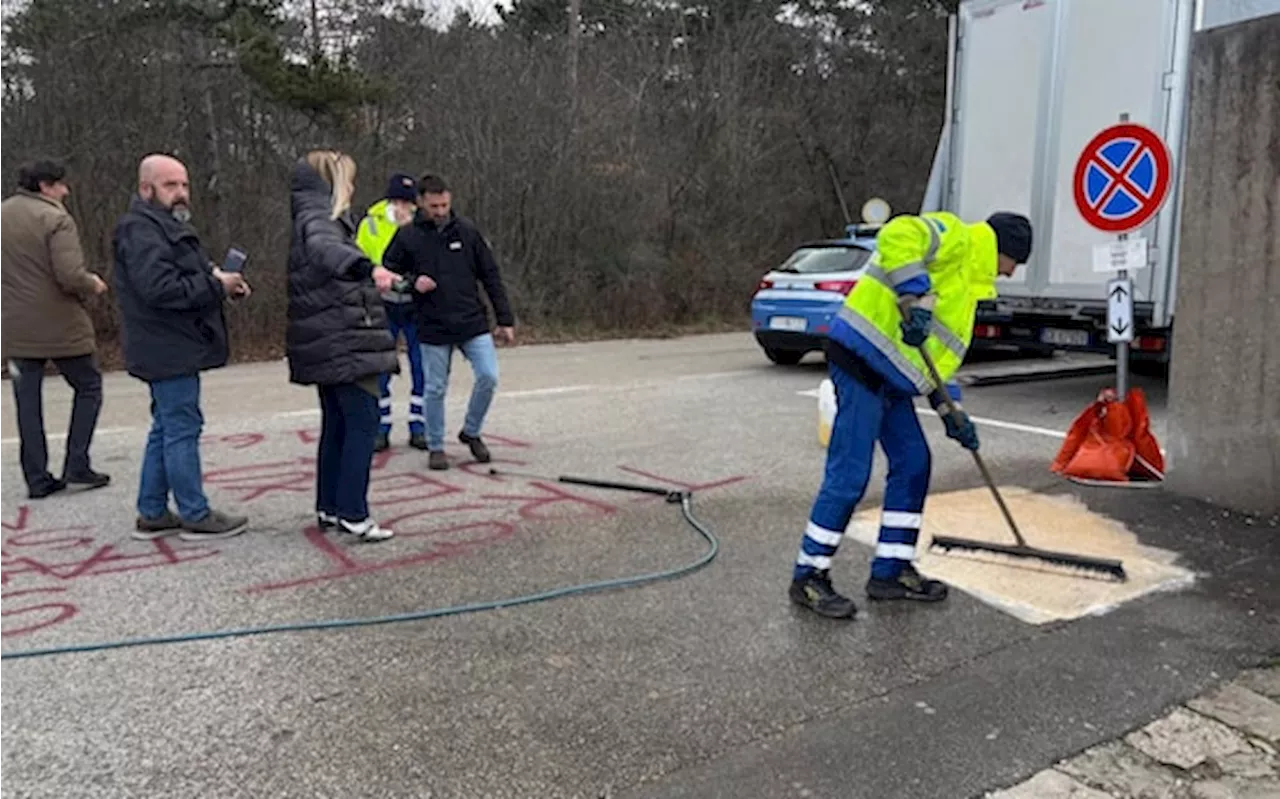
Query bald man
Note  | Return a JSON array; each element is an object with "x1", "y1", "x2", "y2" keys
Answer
[{"x1": 112, "y1": 152, "x2": 251, "y2": 541}]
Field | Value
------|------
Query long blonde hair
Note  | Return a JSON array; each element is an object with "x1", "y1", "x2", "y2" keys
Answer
[{"x1": 305, "y1": 149, "x2": 357, "y2": 220}]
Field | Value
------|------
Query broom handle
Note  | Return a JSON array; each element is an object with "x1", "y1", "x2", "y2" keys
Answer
[{"x1": 916, "y1": 344, "x2": 1029, "y2": 548}]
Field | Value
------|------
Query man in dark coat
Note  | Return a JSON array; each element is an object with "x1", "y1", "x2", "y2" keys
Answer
[
  {"x1": 382, "y1": 174, "x2": 515, "y2": 471},
  {"x1": 113, "y1": 153, "x2": 251, "y2": 540},
  {"x1": 1, "y1": 159, "x2": 110, "y2": 498}
]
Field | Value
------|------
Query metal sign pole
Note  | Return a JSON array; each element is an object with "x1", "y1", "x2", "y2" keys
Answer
[
  {"x1": 1115, "y1": 113, "x2": 1130, "y2": 399},
  {"x1": 1115, "y1": 235, "x2": 1129, "y2": 399}
]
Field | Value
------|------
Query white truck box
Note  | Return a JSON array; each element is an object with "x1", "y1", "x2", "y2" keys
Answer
[{"x1": 923, "y1": 0, "x2": 1199, "y2": 359}]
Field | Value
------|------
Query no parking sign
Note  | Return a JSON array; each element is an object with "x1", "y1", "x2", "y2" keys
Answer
[
  {"x1": 1073, "y1": 122, "x2": 1172, "y2": 234},
  {"x1": 1064, "y1": 119, "x2": 1173, "y2": 467}
]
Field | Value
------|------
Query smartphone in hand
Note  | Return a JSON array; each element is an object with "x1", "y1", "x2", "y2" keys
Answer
[{"x1": 222, "y1": 247, "x2": 249, "y2": 274}]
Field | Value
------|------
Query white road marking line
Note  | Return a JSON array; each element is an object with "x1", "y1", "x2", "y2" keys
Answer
[
  {"x1": 1, "y1": 426, "x2": 134, "y2": 445},
  {"x1": 796, "y1": 387, "x2": 1069, "y2": 439},
  {"x1": 677, "y1": 369, "x2": 761, "y2": 381},
  {"x1": 915, "y1": 407, "x2": 1067, "y2": 439},
  {"x1": 502, "y1": 384, "x2": 598, "y2": 398}
]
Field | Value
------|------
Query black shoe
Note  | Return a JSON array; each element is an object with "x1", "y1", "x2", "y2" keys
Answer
[
  {"x1": 409, "y1": 433, "x2": 428, "y2": 451},
  {"x1": 374, "y1": 432, "x2": 390, "y2": 452},
  {"x1": 65, "y1": 469, "x2": 110, "y2": 490},
  {"x1": 458, "y1": 431, "x2": 491, "y2": 463},
  {"x1": 866, "y1": 564, "x2": 949, "y2": 602},
  {"x1": 428, "y1": 450, "x2": 449, "y2": 471},
  {"x1": 789, "y1": 570, "x2": 858, "y2": 619},
  {"x1": 28, "y1": 478, "x2": 67, "y2": 500}
]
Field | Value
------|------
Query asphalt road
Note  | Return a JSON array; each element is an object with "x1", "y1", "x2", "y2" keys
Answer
[{"x1": 2, "y1": 333, "x2": 1276, "y2": 798}]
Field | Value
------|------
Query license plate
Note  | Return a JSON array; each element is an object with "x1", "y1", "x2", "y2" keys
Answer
[
  {"x1": 769, "y1": 316, "x2": 807, "y2": 332},
  {"x1": 1040, "y1": 327, "x2": 1089, "y2": 347}
]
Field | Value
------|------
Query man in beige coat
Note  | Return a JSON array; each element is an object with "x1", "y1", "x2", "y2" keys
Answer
[{"x1": 1, "y1": 159, "x2": 110, "y2": 499}]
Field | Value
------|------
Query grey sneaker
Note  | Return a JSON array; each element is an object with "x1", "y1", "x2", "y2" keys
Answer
[
  {"x1": 134, "y1": 510, "x2": 183, "y2": 541},
  {"x1": 428, "y1": 450, "x2": 449, "y2": 471},
  {"x1": 179, "y1": 509, "x2": 249, "y2": 541}
]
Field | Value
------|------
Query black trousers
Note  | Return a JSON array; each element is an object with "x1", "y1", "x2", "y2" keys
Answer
[{"x1": 8, "y1": 355, "x2": 103, "y2": 491}]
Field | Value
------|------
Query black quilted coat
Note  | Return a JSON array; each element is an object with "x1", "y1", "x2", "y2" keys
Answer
[{"x1": 285, "y1": 159, "x2": 399, "y2": 386}]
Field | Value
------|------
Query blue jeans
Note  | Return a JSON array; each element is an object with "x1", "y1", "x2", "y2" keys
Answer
[
  {"x1": 138, "y1": 375, "x2": 210, "y2": 522},
  {"x1": 316, "y1": 383, "x2": 380, "y2": 522},
  {"x1": 377, "y1": 302, "x2": 425, "y2": 436},
  {"x1": 420, "y1": 333, "x2": 499, "y2": 452},
  {"x1": 794, "y1": 362, "x2": 931, "y2": 582}
]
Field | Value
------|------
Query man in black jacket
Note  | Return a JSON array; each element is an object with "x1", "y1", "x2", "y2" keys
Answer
[
  {"x1": 113, "y1": 153, "x2": 251, "y2": 539},
  {"x1": 382, "y1": 174, "x2": 515, "y2": 471}
]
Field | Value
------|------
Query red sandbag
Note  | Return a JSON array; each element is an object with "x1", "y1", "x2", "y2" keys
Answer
[{"x1": 1051, "y1": 387, "x2": 1161, "y2": 482}]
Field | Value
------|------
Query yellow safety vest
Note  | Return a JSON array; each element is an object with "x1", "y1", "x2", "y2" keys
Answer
[
  {"x1": 828, "y1": 211, "x2": 998, "y2": 396},
  {"x1": 356, "y1": 199, "x2": 399, "y2": 266}
]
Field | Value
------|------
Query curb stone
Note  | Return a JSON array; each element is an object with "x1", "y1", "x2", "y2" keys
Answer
[{"x1": 986, "y1": 666, "x2": 1280, "y2": 799}]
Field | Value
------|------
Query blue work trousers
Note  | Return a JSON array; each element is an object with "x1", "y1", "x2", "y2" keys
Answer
[
  {"x1": 794, "y1": 362, "x2": 932, "y2": 582},
  {"x1": 377, "y1": 302, "x2": 425, "y2": 436}
]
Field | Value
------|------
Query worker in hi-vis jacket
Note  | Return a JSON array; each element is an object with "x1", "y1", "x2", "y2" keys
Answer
[{"x1": 789, "y1": 210, "x2": 1033, "y2": 619}]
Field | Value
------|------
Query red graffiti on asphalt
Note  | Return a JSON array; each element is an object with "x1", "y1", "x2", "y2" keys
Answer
[
  {"x1": 1, "y1": 427, "x2": 750, "y2": 640},
  {"x1": 1, "y1": 505, "x2": 221, "y2": 638}
]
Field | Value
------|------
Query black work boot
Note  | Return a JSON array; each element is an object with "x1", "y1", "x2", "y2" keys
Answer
[
  {"x1": 409, "y1": 432, "x2": 428, "y2": 451},
  {"x1": 458, "y1": 431, "x2": 491, "y2": 463},
  {"x1": 789, "y1": 570, "x2": 858, "y2": 619},
  {"x1": 428, "y1": 450, "x2": 449, "y2": 471},
  {"x1": 866, "y1": 564, "x2": 949, "y2": 602},
  {"x1": 374, "y1": 432, "x2": 390, "y2": 452}
]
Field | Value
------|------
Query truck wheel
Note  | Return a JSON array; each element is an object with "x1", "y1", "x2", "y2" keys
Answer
[{"x1": 765, "y1": 348, "x2": 805, "y2": 366}]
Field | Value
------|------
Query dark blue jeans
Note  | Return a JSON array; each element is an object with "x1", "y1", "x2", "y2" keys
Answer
[
  {"x1": 138, "y1": 374, "x2": 210, "y2": 522},
  {"x1": 316, "y1": 382, "x2": 380, "y2": 522}
]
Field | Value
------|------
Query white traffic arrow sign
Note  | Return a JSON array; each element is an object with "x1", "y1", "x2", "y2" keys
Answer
[{"x1": 1107, "y1": 276, "x2": 1134, "y2": 344}]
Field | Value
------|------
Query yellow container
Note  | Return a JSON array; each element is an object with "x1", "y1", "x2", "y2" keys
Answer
[{"x1": 817, "y1": 378, "x2": 836, "y2": 448}]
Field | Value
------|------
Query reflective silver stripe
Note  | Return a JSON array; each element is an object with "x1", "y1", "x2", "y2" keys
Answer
[
  {"x1": 804, "y1": 522, "x2": 843, "y2": 547},
  {"x1": 922, "y1": 217, "x2": 941, "y2": 262},
  {"x1": 837, "y1": 305, "x2": 931, "y2": 393},
  {"x1": 875, "y1": 542, "x2": 916, "y2": 560},
  {"x1": 929, "y1": 319, "x2": 968, "y2": 361},
  {"x1": 796, "y1": 552, "x2": 832, "y2": 570},
  {"x1": 364, "y1": 217, "x2": 379, "y2": 238},
  {"x1": 865, "y1": 262, "x2": 928, "y2": 289}
]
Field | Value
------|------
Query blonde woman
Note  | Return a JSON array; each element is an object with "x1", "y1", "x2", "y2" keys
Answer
[{"x1": 286, "y1": 150, "x2": 400, "y2": 541}]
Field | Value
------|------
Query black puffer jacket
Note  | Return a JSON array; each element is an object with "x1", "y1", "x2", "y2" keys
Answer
[{"x1": 285, "y1": 159, "x2": 399, "y2": 386}]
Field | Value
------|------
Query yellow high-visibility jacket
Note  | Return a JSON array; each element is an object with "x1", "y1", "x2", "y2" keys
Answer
[
  {"x1": 356, "y1": 199, "x2": 412, "y2": 303},
  {"x1": 827, "y1": 211, "x2": 999, "y2": 398}
]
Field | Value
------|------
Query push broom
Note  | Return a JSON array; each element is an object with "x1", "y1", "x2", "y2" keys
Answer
[{"x1": 915, "y1": 344, "x2": 1128, "y2": 582}]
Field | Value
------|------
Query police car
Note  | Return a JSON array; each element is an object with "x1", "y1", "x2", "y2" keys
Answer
[{"x1": 750, "y1": 223, "x2": 881, "y2": 365}]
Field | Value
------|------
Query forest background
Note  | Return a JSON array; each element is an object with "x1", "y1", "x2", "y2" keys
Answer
[{"x1": 1, "y1": 0, "x2": 956, "y2": 367}]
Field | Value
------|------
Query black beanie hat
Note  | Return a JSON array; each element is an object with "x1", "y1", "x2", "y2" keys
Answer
[
  {"x1": 987, "y1": 212, "x2": 1033, "y2": 264},
  {"x1": 384, "y1": 172, "x2": 418, "y2": 202}
]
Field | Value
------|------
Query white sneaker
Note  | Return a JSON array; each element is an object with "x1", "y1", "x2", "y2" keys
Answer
[
  {"x1": 337, "y1": 517, "x2": 394, "y2": 542},
  {"x1": 317, "y1": 510, "x2": 338, "y2": 529}
]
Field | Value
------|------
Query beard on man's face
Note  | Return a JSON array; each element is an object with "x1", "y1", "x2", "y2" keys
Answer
[{"x1": 147, "y1": 193, "x2": 191, "y2": 223}]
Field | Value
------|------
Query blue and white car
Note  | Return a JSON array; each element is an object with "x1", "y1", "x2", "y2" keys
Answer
[{"x1": 750, "y1": 225, "x2": 880, "y2": 365}]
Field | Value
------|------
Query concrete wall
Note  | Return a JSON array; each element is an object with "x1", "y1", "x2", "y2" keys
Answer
[
  {"x1": 1165, "y1": 12, "x2": 1280, "y2": 515},
  {"x1": 1198, "y1": 0, "x2": 1280, "y2": 31}
]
